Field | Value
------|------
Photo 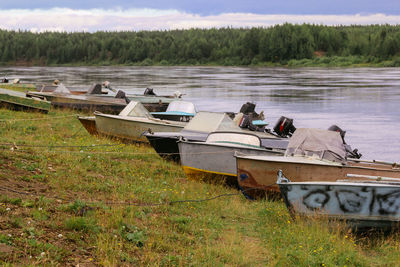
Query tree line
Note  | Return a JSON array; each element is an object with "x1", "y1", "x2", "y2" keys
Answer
[{"x1": 0, "y1": 24, "x2": 400, "y2": 66}]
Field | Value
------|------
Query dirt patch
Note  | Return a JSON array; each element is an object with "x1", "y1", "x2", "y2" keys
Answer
[
  {"x1": 0, "y1": 154, "x2": 98, "y2": 265},
  {"x1": 0, "y1": 243, "x2": 13, "y2": 254}
]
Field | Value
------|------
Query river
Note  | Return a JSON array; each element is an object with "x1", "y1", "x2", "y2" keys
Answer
[{"x1": 1, "y1": 66, "x2": 399, "y2": 161}]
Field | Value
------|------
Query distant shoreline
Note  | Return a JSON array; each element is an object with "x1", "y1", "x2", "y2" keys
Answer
[
  {"x1": 1, "y1": 56, "x2": 400, "y2": 68},
  {"x1": 1, "y1": 24, "x2": 400, "y2": 68}
]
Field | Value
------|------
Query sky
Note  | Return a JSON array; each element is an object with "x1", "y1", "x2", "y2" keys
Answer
[{"x1": 0, "y1": 0, "x2": 399, "y2": 32}]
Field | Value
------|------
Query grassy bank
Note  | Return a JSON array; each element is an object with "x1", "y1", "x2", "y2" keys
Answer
[
  {"x1": 3, "y1": 56, "x2": 400, "y2": 68},
  {"x1": 0, "y1": 84, "x2": 37, "y2": 92},
  {"x1": 1, "y1": 108, "x2": 400, "y2": 266}
]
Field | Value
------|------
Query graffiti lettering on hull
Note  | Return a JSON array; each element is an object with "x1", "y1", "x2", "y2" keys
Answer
[{"x1": 287, "y1": 185, "x2": 400, "y2": 216}]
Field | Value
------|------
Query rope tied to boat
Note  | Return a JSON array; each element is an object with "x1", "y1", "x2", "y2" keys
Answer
[{"x1": 0, "y1": 182, "x2": 277, "y2": 207}]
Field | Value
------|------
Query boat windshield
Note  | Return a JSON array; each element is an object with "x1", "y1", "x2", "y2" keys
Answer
[
  {"x1": 184, "y1": 112, "x2": 239, "y2": 133},
  {"x1": 119, "y1": 101, "x2": 153, "y2": 118},
  {"x1": 53, "y1": 83, "x2": 71, "y2": 94},
  {"x1": 166, "y1": 101, "x2": 197, "y2": 114}
]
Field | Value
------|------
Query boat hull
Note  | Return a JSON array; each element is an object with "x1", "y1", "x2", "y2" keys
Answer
[
  {"x1": 145, "y1": 131, "x2": 208, "y2": 163},
  {"x1": 95, "y1": 114, "x2": 185, "y2": 143},
  {"x1": 78, "y1": 116, "x2": 98, "y2": 135},
  {"x1": 26, "y1": 92, "x2": 171, "y2": 113},
  {"x1": 0, "y1": 88, "x2": 50, "y2": 113},
  {"x1": 146, "y1": 135, "x2": 182, "y2": 163},
  {"x1": 278, "y1": 180, "x2": 400, "y2": 229},
  {"x1": 236, "y1": 156, "x2": 400, "y2": 193},
  {"x1": 179, "y1": 141, "x2": 283, "y2": 183}
]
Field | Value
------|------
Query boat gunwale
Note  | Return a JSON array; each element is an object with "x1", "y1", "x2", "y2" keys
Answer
[
  {"x1": 277, "y1": 181, "x2": 400, "y2": 188},
  {"x1": 179, "y1": 139, "x2": 285, "y2": 153},
  {"x1": 235, "y1": 154, "x2": 400, "y2": 172},
  {"x1": 94, "y1": 112, "x2": 186, "y2": 128}
]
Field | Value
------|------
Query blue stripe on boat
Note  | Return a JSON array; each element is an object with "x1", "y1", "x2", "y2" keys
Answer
[{"x1": 252, "y1": 120, "x2": 268, "y2": 126}]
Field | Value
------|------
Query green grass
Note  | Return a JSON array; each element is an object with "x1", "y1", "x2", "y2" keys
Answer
[
  {"x1": 0, "y1": 83, "x2": 37, "y2": 92},
  {"x1": 2, "y1": 56, "x2": 400, "y2": 68},
  {"x1": 1, "y1": 107, "x2": 400, "y2": 265}
]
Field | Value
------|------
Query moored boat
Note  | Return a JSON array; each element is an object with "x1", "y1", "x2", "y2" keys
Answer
[
  {"x1": 27, "y1": 84, "x2": 128, "y2": 114},
  {"x1": 179, "y1": 131, "x2": 285, "y2": 183},
  {"x1": 236, "y1": 128, "x2": 400, "y2": 194},
  {"x1": 0, "y1": 88, "x2": 50, "y2": 113},
  {"x1": 145, "y1": 112, "x2": 240, "y2": 162},
  {"x1": 277, "y1": 170, "x2": 400, "y2": 229},
  {"x1": 94, "y1": 101, "x2": 186, "y2": 143},
  {"x1": 145, "y1": 110, "x2": 289, "y2": 163},
  {"x1": 27, "y1": 84, "x2": 181, "y2": 113}
]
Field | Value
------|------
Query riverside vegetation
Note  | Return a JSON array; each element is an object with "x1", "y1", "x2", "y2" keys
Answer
[
  {"x1": 1, "y1": 108, "x2": 400, "y2": 265},
  {"x1": 1, "y1": 24, "x2": 400, "y2": 67}
]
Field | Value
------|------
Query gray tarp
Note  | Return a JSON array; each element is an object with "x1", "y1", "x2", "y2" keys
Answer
[{"x1": 284, "y1": 128, "x2": 346, "y2": 162}]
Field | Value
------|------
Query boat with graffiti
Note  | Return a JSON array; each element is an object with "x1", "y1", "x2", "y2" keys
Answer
[{"x1": 277, "y1": 170, "x2": 400, "y2": 229}]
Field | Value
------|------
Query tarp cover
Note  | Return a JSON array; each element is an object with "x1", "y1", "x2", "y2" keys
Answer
[{"x1": 284, "y1": 128, "x2": 346, "y2": 162}]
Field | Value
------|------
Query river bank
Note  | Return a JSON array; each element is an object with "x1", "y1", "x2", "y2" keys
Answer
[
  {"x1": 1, "y1": 108, "x2": 400, "y2": 265},
  {"x1": 1, "y1": 55, "x2": 400, "y2": 68}
]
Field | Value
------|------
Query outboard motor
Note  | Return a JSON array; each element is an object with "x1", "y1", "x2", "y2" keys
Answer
[
  {"x1": 328, "y1": 124, "x2": 362, "y2": 159},
  {"x1": 273, "y1": 116, "x2": 296, "y2": 137},
  {"x1": 115, "y1": 90, "x2": 131, "y2": 104},
  {"x1": 240, "y1": 102, "x2": 256, "y2": 114},
  {"x1": 87, "y1": 83, "x2": 103, "y2": 95},
  {"x1": 226, "y1": 112, "x2": 236, "y2": 119},
  {"x1": 238, "y1": 114, "x2": 264, "y2": 132},
  {"x1": 144, "y1": 88, "x2": 156, "y2": 95},
  {"x1": 327, "y1": 125, "x2": 346, "y2": 142},
  {"x1": 239, "y1": 102, "x2": 263, "y2": 120}
]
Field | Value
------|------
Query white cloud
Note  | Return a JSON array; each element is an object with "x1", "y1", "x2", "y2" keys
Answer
[{"x1": 0, "y1": 8, "x2": 399, "y2": 32}]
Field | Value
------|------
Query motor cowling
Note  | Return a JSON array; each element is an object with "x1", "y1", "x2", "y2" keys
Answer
[
  {"x1": 115, "y1": 90, "x2": 131, "y2": 104},
  {"x1": 328, "y1": 125, "x2": 362, "y2": 159},
  {"x1": 239, "y1": 102, "x2": 263, "y2": 120},
  {"x1": 239, "y1": 102, "x2": 256, "y2": 114},
  {"x1": 327, "y1": 125, "x2": 346, "y2": 142},
  {"x1": 238, "y1": 114, "x2": 265, "y2": 132},
  {"x1": 144, "y1": 88, "x2": 156, "y2": 95},
  {"x1": 273, "y1": 116, "x2": 296, "y2": 137}
]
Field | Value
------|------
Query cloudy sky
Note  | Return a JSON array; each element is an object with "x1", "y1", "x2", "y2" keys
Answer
[{"x1": 0, "y1": 0, "x2": 399, "y2": 32}]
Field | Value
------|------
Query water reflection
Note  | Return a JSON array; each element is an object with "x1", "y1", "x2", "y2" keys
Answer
[{"x1": 1, "y1": 66, "x2": 399, "y2": 161}]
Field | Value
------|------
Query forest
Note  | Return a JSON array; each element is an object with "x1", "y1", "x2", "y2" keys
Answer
[{"x1": 0, "y1": 24, "x2": 400, "y2": 66}]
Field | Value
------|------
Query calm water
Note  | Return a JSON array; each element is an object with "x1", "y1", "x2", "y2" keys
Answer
[{"x1": 1, "y1": 66, "x2": 399, "y2": 161}]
